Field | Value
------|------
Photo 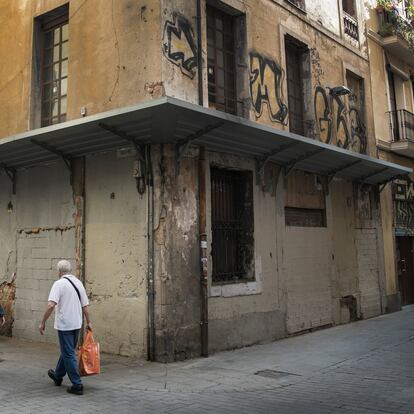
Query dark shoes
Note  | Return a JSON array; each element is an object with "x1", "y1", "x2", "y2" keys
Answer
[
  {"x1": 48, "y1": 369, "x2": 83, "y2": 395},
  {"x1": 48, "y1": 369, "x2": 62, "y2": 386},
  {"x1": 67, "y1": 385, "x2": 84, "y2": 395}
]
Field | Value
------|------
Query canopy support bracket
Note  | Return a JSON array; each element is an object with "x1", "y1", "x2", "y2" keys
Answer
[
  {"x1": 176, "y1": 122, "x2": 224, "y2": 166},
  {"x1": 379, "y1": 183, "x2": 388, "y2": 193},
  {"x1": 256, "y1": 142, "x2": 300, "y2": 184},
  {"x1": 357, "y1": 167, "x2": 389, "y2": 183},
  {"x1": 326, "y1": 160, "x2": 362, "y2": 184},
  {"x1": 98, "y1": 123, "x2": 145, "y2": 161},
  {"x1": 283, "y1": 149, "x2": 325, "y2": 177},
  {"x1": 31, "y1": 139, "x2": 73, "y2": 185},
  {"x1": 0, "y1": 164, "x2": 16, "y2": 194}
]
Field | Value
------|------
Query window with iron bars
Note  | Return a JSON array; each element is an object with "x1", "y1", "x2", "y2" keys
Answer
[
  {"x1": 39, "y1": 8, "x2": 69, "y2": 127},
  {"x1": 210, "y1": 167, "x2": 254, "y2": 284},
  {"x1": 207, "y1": 6, "x2": 237, "y2": 115}
]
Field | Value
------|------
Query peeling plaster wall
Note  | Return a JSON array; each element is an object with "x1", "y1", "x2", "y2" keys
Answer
[
  {"x1": 8, "y1": 162, "x2": 76, "y2": 344},
  {"x1": 85, "y1": 152, "x2": 148, "y2": 357},
  {"x1": 306, "y1": 0, "x2": 341, "y2": 36},
  {"x1": 152, "y1": 144, "x2": 201, "y2": 362}
]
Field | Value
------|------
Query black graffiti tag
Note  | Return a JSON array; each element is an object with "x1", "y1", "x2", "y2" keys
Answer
[
  {"x1": 162, "y1": 13, "x2": 198, "y2": 79},
  {"x1": 249, "y1": 52, "x2": 288, "y2": 124},
  {"x1": 313, "y1": 86, "x2": 367, "y2": 154}
]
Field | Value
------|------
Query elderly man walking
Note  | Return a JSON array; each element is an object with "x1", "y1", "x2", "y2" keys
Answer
[{"x1": 39, "y1": 259, "x2": 91, "y2": 395}]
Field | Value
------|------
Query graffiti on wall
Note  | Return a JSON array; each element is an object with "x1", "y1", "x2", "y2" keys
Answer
[
  {"x1": 162, "y1": 13, "x2": 198, "y2": 79},
  {"x1": 310, "y1": 48, "x2": 324, "y2": 87},
  {"x1": 313, "y1": 85, "x2": 367, "y2": 154},
  {"x1": 393, "y1": 178, "x2": 414, "y2": 232},
  {"x1": 249, "y1": 52, "x2": 288, "y2": 124}
]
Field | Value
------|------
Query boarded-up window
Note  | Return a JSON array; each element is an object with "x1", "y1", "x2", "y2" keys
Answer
[
  {"x1": 211, "y1": 167, "x2": 254, "y2": 283},
  {"x1": 285, "y1": 171, "x2": 326, "y2": 227}
]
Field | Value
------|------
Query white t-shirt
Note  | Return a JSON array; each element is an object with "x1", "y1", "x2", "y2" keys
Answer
[{"x1": 48, "y1": 275, "x2": 89, "y2": 331}]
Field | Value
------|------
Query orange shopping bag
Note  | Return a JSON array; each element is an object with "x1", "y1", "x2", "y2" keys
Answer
[{"x1": 78, "y1": 329, "x2": 100, "y2": 376}]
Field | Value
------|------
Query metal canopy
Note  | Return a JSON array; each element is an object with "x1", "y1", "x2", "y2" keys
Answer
[{"x1": 0, "y1": 96, "x2": 411, "y2": 185}]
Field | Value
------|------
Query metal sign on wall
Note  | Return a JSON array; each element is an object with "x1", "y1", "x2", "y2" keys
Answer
[{"x1": 392, "y1": 178, "x2": 414, "y2": 236}]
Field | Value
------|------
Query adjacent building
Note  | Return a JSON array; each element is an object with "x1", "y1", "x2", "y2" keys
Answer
[
  {"x1": 0, "y1": 0, "x2": 410, "y2": 361},
  {"x1": 367, "y1": 0, "x2": 414, "y2": 309}
]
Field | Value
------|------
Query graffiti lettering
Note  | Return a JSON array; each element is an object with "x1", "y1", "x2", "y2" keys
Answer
[
  {"x1": 313, "y1": 86, "x2": 367, "y2": 154},
  {"x1": 249, "y1": 52, "x2": 288, "y2": 123},
  {"x1": 393, "y1": 178, "x2": 414, "y2": 201},
  {"x1": 162, "y1": 13, "x2": 198, "y2": 79},
  {"x1": 396, "y1": 201, "x2": 414, "y2": 230}
]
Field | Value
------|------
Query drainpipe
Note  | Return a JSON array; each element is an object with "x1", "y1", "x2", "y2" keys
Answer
[
  {"x1": 146, "y1": 145, "x2": 156, "y2": 361},
  {"x1": 199, "y1": 146, "x2": 208, "y2": 357},
  {"x1": 196, "y1": 0, "x2": 203, "y2": 106}
]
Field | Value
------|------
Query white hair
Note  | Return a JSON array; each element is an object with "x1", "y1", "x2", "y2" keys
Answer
[{"x1": 57, "y1": 260, "x2": 72, "y2": 274}]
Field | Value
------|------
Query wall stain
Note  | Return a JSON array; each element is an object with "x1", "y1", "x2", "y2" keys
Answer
[
  {"x1": 0, "y1": 273, "x2": 16, "y2": 337},
  {"x1": 18, "y1": 225, "x2": 75, "y2": 235}
]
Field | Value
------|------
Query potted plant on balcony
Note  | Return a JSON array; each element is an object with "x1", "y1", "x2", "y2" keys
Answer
[{"x1": 407, "y1": 4, "x2": 414, "y2": 26}]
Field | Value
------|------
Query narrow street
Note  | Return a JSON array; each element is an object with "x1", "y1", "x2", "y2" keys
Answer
[{"x1": 1, "y1": 306, "x2": 414, "y2": 413}]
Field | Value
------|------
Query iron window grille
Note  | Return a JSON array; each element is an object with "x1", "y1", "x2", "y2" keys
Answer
[
  {"x1": 342, "y1": 0, "x2": 359, "y2": 42},
  {"x1": 211, "y1": 167, "x2": 254, "y2": 284},
  {"x1": 207, "y1": 6, "x2": 237, "y2": 115},
  {"x1": 40, "y1": 13, "x2": 69, "y2": 127}
]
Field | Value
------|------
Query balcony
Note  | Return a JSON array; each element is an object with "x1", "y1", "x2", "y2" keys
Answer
[
  {"x1": 388, "y1": 109, "x2": 414, "y2": 157},
  {"x1": 343, "y1": 12, "x2": 359, "y2": 42},
  {"x1": 377, "y1": 8, "x2": 414, "y2": 66}
]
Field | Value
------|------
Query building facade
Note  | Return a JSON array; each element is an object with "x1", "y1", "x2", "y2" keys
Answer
[
  {"x1": 0, "y1": 0, "x2": 410, "y2": 361},
  {"x1": 367, "y1": 0, "x2": 414, "y2": 310}
]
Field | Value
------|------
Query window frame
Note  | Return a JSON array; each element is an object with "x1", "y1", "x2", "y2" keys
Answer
[
  {"x1": 210, "y1": 166, "x2": 255, "y2": 285},
  {"x1": 207, "y1": 5, "x2": 238, "y2": 115},
  {"x1": 33, "y1": 4, "x2": 69, "y2": 128}
]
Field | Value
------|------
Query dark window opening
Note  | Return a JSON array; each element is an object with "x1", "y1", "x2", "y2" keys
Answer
[
  {"x1": 285, "y1": 36, "x2": 309, "y2": 136},
  {"x1": 36, "y1": 4, "x2": 69, "y2": 127},
  {"x1": 211, "y1": 167, "x2": 254, "y2": 284},
  {"x1": 387, "y1": 69, "x2": 400, "y2": 141},
  {"x1": 285, "y1": 171, "x2": 326, "y2": 227},
  {"x1": 342, "y1": 0, "x2": 359, "y2": 42},
  {"x1": 207, "y1": 6, "x2": 237, "y2": 115},
  {"x1": 342, "y1": 0, "x2": 356, "y2": 17}
]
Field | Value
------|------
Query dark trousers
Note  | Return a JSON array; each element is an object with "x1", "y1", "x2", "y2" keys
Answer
[{"x1": 55, "y1": 329, "x2": 82, "y2": 388}]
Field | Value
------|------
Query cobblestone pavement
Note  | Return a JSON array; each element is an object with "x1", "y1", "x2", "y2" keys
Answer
[{"x1": 1, "y1": 306, "x2": 414, "y2": 413}]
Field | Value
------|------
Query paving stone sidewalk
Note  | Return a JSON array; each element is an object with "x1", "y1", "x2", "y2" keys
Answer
[{"x1": 1, "y1": 306, "x2": 414, "y2": 413}]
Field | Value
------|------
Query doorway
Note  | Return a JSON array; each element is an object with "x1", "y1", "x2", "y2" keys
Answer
[{"x1": 396, "y1": 236, "x2": 414, "y2": 305}]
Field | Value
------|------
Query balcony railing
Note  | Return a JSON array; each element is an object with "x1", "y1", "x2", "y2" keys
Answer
[
  {"x1": 388, "y1": 109, "x2": 414, "y2": 142},
  {"x1": 344, "y1": 12, "x2": 359, "y2": 42},
  {"x1": 378, "y1": 9, "x2": 414, "y2": 52}
]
